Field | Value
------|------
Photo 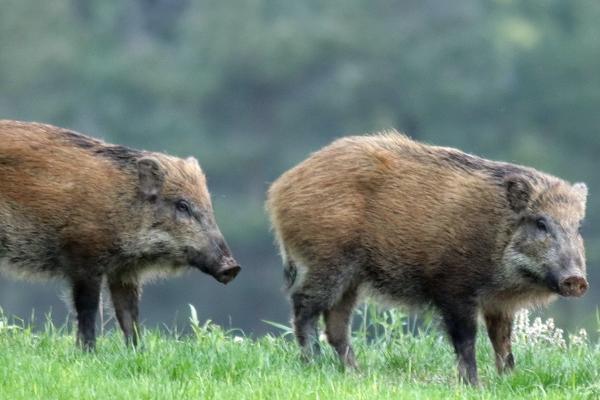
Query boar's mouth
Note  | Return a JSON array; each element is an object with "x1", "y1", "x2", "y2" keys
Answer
[
  {"x1": 517, "y1": 265, "x2": 560, "y2": 293},
  {"x1": 543, "y1": 271, "x2": 561, "y2": 294},
  {"x1": 517, "y1": 266, "x2": 545, "y2": 285}
]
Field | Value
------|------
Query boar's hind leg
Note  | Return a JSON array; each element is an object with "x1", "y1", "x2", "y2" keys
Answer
[
  {"x1": 72, "y1": 277, "x2": 102, "y2": 351},
  {"x1": 324, "y1": 287, "x2": 358, "y2": 369},
  {"x1": 290, "y1": 260, "x2": 355, "y2": 363},
  {"x1": 108, "y1": 279, "x2": 141, "y2": 347},
  {"x1": 484, "y1": 312, "x2": 514, "y2": 374},
  {"x1": 439, "y1": 302, "x2": 479, "y2": 386},
  {"x1": 291, "y1": 291, "x2": 323, "y2": 360}
]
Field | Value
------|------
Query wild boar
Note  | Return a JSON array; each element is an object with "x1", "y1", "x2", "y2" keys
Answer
[
  {"x1": 0, "y1": 120, "x2": 240, "y2": 349},
  {"x1": 266, "y1": 132, "x2": 588, "y2": 385}
]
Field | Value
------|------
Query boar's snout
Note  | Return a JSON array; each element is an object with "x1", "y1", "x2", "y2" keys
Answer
[
  {"x1": 214, "y1": 258, "x2": 241, "y2": 285},
  {"x1": 188, "y1": 236, "x2": 241, "y2": 284},
  {"x1": 558, "y1": 275, "x2": 588, "y2": 297}
]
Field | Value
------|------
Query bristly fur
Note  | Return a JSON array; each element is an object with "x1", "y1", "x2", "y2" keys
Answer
[
  {"x1": 0, "y1": 119, "x2": 234, "y2": 350},
  {"x1": 266, "y1": 131, "x2": 587, "y2": 385}
]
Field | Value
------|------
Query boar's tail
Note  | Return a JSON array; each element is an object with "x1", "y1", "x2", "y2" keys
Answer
[{"x1": 283, "y1": 259, "x2": 298, "y2": 291}]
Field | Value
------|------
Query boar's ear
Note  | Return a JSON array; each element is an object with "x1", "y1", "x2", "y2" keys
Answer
[
  {"x1": 573, "y1": 182, "x2": 588, "y2": 199},
  {"x1": 186, "y1": 156, "x2": 200, "y2": 167},
  {"x1": 504, "y1": 175, "x2": 532, "y2": 213},
  {"x1": 137, "y1": 157, "x2": 164, "y2": 200},
  {"x1": 573, "y1": 182, "x2": 588, "y2": 208}
]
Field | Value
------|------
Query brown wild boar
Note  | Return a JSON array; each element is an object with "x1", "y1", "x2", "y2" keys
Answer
[
  {"x1": 267, "y1": 132, "x2": 588, "y2": 385},
  {"x1": 0, "y1": 120, "x2": 240, "y2": 349}
]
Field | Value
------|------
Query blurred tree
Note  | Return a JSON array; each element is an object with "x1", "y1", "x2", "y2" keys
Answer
[{"x1": 0, "y1": 0, "x2": 598, "y2": 335}]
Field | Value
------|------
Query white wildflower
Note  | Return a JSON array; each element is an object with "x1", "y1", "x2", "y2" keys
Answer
[
  {"x1": 513, "y1": 309, "x2": 566, "y2": 348},
  {"x1": 569, "y1": 328, "x2": 588, "y2": 347}
]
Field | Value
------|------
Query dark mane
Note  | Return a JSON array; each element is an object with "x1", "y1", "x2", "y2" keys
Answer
[
  {"x1": 61, "y1": 129, "x2": 143, "y2": 168},
  {"x1": 434, "y1": 147, "x2": 540, "y2": 185}
]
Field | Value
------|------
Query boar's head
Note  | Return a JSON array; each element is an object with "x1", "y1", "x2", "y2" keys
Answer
[
  {"x1": 502, "y1": 175, "x2": 588, "y2": 297},
  {"x1": 135, "y1": 156, "x2": 240, "y2": 284}
]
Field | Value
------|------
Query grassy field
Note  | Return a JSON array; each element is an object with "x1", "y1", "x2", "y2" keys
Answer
[{"x1": 1, "y1": 307, "x2": 599, "y2": 400}]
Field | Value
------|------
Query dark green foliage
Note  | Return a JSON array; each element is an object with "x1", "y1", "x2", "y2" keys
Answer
[{"x1": 0, "y1": 0, "x2": 598, "y2": 335}]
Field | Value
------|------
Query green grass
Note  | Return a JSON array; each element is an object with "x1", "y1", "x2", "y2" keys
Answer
[{"x1": 1, "y1": 307, "x2": 599, "y2": 400}]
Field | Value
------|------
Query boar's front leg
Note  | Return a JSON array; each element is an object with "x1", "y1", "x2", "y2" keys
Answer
[
  {"x1": 439, "y1": 301, "x2": 479, "y2": 386},
  {"x1": 484, "y1": 312, "x2": 514, "y2": 374},
  {"x1": 108, "y1": 279, "x2": 141, "y2": 346},
  {"x1": 72, "y1": 276, "x2": 102, "y2": 351}
]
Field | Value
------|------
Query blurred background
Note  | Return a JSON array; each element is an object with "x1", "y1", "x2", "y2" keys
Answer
[{"x1": 0, "y1": 0, "x2": 598, "y2": 337}]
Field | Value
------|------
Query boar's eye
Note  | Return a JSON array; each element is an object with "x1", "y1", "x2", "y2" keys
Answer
[
  {"x1": 175, "y1": 200, "x2": 192, "y2": 216},
  {"x1": 535, "y1": 217, "x2": 548, "y2": 233}
]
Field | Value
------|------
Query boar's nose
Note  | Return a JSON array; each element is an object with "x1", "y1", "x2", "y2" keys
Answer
[
  {"x1": 214, "y1": 259, "x2": 241, "y2": 285},
  {"x1": 558, "y1": 275, "x2": 588, "y2": 297}
]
